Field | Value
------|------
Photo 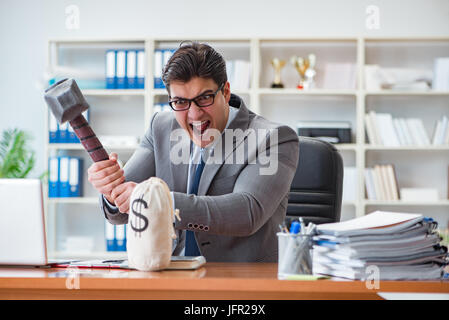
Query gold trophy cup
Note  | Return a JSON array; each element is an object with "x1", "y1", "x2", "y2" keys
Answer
[
  {"x1": 270, "y1": 58, "x2": 286, "y2": 88},
  {"x1": 291, "y1": 54, "x2": 316, "y2": 90}
]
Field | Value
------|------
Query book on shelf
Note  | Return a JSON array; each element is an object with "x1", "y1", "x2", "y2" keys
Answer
[
  {"x1": 226, "y1": 60, "x2": 251, "y2": 90},
  {"x1": 431, "y1": 115, "x2": 449, "y2": 145},
  {"x1": 105, "y1": 49, "x2": 145, "y2": 89},
  {"x1": 364, "y1": 65, "x2": 432, "y2": 91},
  {"x1": 364, "y1": 168, "x2": 376, "y2": 200},
  {"x1": 365, "y1": 164, "x2": 399, "y2": 201},
  {"x1": 153, "y1": 103, "x2": 171, "y2": 114},
  {"x1": 432, "y1": 57, "x2": 449, "y2": 91},
  {"x1": 365, "y1": 111, "x2": 433, "y2": 146},
  {"x1": 48, "y1": 156, "x2": 83, "y2": 198},
  {"x1": 154, "y1": 49, "x2": 175, "y2": 89},
  {"x1": 49, "y1": 110, "x2": 89, "y2": 143},
  {"x1": 105, "y1": 221, "x2": 127, "y2": 252},
  {"x1": 342, "y1": 167, "x2": 357, "y2": 202}
]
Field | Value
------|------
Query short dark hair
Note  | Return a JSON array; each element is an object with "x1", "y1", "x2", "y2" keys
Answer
[{"x1": 162, "y1": 41, "x2": 227, "y2": 93}]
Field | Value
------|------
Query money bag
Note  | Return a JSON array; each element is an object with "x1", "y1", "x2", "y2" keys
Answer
[{"x1": 127, "y1": 177, "x2": 180, "y2": 271}]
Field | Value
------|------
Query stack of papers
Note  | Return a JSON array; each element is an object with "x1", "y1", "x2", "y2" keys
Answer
[{"x1": 313, "y1": 211, "x2": 448, "y2": 280}]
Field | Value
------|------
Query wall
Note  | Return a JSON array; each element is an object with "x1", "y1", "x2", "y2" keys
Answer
[{"x1": 1, "y1": 0, "x2": 449, "y2": 177}]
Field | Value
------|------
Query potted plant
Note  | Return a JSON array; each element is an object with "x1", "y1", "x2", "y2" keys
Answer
[{"x1": 0, "y1": 128, "x2": 36, "y2": 178}]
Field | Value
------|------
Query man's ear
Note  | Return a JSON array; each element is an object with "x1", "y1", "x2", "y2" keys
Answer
[{"x1": 223, "y1": 81, "x2": 231, "y2": 103}]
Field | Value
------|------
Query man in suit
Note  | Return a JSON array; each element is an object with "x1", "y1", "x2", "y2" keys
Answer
[{"x1": 88, "y1": 42, "x2": 299, "y2": 262}]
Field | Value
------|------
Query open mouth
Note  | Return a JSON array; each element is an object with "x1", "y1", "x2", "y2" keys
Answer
[{"x1": 190, "y1": 120, "x2": 211, "y2": 136}]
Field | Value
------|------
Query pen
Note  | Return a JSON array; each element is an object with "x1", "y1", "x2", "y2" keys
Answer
[
  {"x1": 299, "y1": 217, "x2": 305, "y2": 234},
  {"x1": 289, "y1": 221, "x2": 301, "y2": 234}
]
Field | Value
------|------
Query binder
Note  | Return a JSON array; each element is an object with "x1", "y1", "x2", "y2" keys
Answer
[
  {"x1": 105, "y1": 50, "x2": 117, "y2": 89},
  {"x1": 105, "y1": 220, "x2": 116, "y2": 251},
  {"x1": 49, "y1": 112, "x2": 58, "y2": 143},
  {"x1": 137, "y1": 49, "x2": 145, "y2": 89},
  {"x1": 67, "y1": 125, "x2": 78, "y2": 143},
  {"x1": 153, "y1": 49, "x2": 163, "y2": 89},
  {"x1": 163, "y1": 49, "x2": 175, "y2": 70},
  {"x1": 67, "y1": 110, "x2": 89, "y2": 143},
  {"x1": 126, "y1": 50, "x2": 137, "y2": 89},
  {"x1": 48, "y1": 157, "x2": 59, "y2": 198},
  {"x1": 115, "y1": 225, "x2": 126, "y2": 251},
  {"x1": 58, "y1": 122, "x2": 68, "y2": 144},
  {"x1": 59, "y1": 156, "x2": 70, "y2": 197},
  {"x1": 69, "y1": 157, "x2": 83, "y2": 197},
  {"x1": 116, "y1": 50, "x2": 126, "y2": 89}
]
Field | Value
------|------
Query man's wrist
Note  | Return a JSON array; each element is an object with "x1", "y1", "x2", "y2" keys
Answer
[{"x1": 103, "y1": 194, "x2": 119, "y2": 214}]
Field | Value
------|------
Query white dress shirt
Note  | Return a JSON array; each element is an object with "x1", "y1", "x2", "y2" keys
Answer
[{"x1": 105, "y1": 105, "x2": 238, "y2": 212}]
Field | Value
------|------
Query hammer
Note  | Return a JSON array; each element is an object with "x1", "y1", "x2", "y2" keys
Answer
[{"x1": 44, "y1": 78, "x2": 109, "y2": 162}]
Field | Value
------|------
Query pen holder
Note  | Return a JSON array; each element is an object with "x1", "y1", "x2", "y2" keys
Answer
[{"x1": 277, "y1": 232, "x2": 313, "y2": 279}]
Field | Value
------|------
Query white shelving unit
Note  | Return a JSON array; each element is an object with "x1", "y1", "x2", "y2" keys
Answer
[{"x1": 44, "y1": 37, "x2": 449, "y2": 259}]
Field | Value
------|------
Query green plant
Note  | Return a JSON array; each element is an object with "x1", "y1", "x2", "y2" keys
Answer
[{"x1": 0, "y1": 128, "x2": 36, "y2": 178}]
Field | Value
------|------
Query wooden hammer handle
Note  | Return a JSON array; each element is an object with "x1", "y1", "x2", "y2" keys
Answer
[{"x1": 69, "y1": 115, "x2": 109, "y2": 162}]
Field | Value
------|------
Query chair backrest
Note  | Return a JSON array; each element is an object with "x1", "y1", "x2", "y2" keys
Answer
[{"x1": 286, "y1": 137, "x2": 343, "y2": 225}]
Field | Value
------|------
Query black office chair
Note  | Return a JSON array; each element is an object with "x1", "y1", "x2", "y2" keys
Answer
[{"x1": 286, "y1": 137, "x2": 343, "y2": 226}]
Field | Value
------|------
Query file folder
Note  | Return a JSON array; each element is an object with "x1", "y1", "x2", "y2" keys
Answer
[
  {"x1": 115, "y1": 224, "x2": 126, "y2": 251},
  {"x1": 137, "y1": 49, "x2": 145, "y2": 89},
  {"x1": 69, "y1": 157, "x2": 82, "y2": 197},
  {"x1": 49, "y1": 112, "x2": 58, "y2": 143},
  {"x1": 153, "y1": 49, "x2": 163, "y2": 89},
  {"x1": 116, "y1": 50, "x2": 126, "y2": 89},
  {"x1": 67, "y1": 125, "x2": 78, "y2": 143},
  {"x1": 106, "y1": 50, "x2": 117, "y2": 89},
  {"x1": 58, "y1": 122, "x2": 68, "y2": 144},
  {"x1": 126, "y1": 50, "x2": 137, "y2": 89},
  {"x1": 163, "y1": 49, "x2": 175, "y2": 70},
  {"x1": 105, "y1": 220, "x2": 116, "y2": 251},
  {"x1": 48, "y1": 157, "x2": 59, "y2": 198},
  {"x1": 67, "y1": 110, "x2": 89, "y2": 143},
  {"x1": 59, "y1": 156, "x2": 70, "y2": 197}
]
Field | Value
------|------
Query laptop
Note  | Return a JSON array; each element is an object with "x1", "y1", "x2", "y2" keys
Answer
[
  {"x1": 0, "y1": 179, "x2": 206, "y2": 270},
  {"x1": 0, "y1": 179, "x2": 50, "y2": 266}
]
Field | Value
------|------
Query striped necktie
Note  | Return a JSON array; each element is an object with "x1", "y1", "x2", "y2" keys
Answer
[{"x1": 185, "y1": 152, "x2": 205, "y2": 256}]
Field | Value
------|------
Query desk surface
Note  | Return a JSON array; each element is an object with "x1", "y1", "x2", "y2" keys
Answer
[{"x1": 0, "y1": 263, "x2": 448, "y2": 300}]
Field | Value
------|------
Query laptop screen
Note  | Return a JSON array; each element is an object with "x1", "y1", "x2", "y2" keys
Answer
[{"x1": 0, "y1": 179, "x2": 48, "y2": 265}]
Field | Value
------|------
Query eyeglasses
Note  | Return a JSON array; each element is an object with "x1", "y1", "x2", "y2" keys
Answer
[{"x1": 168, "y1": 83, "x2": 224, "y2": 111}]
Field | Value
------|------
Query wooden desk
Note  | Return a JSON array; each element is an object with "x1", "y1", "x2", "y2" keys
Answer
[{"x1": 0, "y1": 263, "x2": 447, "y2": 300}]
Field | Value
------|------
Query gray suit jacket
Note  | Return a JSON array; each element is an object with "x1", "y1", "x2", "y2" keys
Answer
[{"x1": 101, "y1": 94, "x2": 299, "y2": 262}]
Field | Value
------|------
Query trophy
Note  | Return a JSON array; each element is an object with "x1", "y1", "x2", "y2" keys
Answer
[
  {"x1": 270, "y1": 58, "x2": 286, "y2": 88},
  {"x1": 291, "y1": 54, "x2": 316, "y2": 90}
]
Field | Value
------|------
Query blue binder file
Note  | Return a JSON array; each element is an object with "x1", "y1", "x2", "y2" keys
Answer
[
  {"x1": 137, "y1": 49, "x2": 145, "y2": 89},
  {"x1": 58, "y1": 122, "x2": 68, "y2": 144},
  {"x1": 153, "y1": 49, "x2": 163, "y2": 89},
  {"x1": 116, "y1": 50, "x2": 126, "y2": 89},
  {"x1": 115, "y1": 225, "x2": 126, "y2": 251},
  {"x1": 126, "y1": 50, "x2": 137, "y2": 89},
  {"x1": 59, "y1": 156, "x2": 70, "y2": 197},
  {"x1": 48, "y1": 157, "x2": 59, "y2": 198},
  {"x1": 106, "y1": 50, "x2": 117, "y2": 89},
  {"x1": 105, "y1": 220, "x2": 116, "y2": 252},
  {"x1": 67, "y1": 110, "x2": 89, "y2": 143},
  {"x1": 49, "y1": 112, "x2": 58, "y2": 143},
  {"x1": 68, "y1": 157, "x2": 83, "y2": 197},
  {"x1": 163, "y1": 49, "x2": 175, "y2": 71},
  {"x1": 67, "y1": 125, "x2": 78, "y2": 143}
]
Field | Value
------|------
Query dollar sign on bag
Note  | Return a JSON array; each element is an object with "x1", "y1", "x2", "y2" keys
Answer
[{"x1": 131, "y1": 195, "x2": 148, "y2": 237}]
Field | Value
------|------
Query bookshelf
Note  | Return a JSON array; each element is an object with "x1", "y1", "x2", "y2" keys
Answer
[{"x1": 44, "y1": 37, "x2": 449, "y2": 259}]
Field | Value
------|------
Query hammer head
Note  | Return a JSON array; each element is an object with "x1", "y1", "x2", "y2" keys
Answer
[{"x1": 44, "y1": 78, "x2": 89, "y2": 123}]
